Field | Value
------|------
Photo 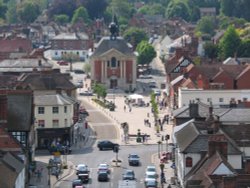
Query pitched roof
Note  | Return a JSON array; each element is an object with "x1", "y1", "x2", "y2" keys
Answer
[
  {"x1": 34, "y1": 94, "x2": 78, "y2": 106},
  {"x1": 18, "y1": 71, "x2": 76, "y2": 90},
  {"x1": 0, "y1": 127, "x2": 22, "y2": 151},
  {"x1": 187, "y1": 151, "x2": 236, "y2": 187},
  {"x1": 219, "y1": 108, "x2": 250, "y2": 123},
  {"x1": 0, "y1": 37, "x2": 32, "y2": 53},
  {"x1": 91, "y1": 37, "x2": 135, "y2": 57}
]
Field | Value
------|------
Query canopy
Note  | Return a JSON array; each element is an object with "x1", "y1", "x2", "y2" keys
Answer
[{"x1": 128, "y1": 94, "x2": 144, "y2": 100}]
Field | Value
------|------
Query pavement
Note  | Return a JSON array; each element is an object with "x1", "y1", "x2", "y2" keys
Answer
[{"x1": 29, "y1": 79, "x2": 179, "y2": 188}]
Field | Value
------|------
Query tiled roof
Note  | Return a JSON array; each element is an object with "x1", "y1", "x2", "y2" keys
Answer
[
  {"x1": 52, "y1": 32, "x2": 88, "y2": 40},
  {"x1": 91, "y1": 37, "x2": 135, "y2": 57},
  {"x1": 0, "y1": 37, "x2": 32, "y2": 53},
  {"x1": 0, "y1": 127, "x2": 22, "y2": 150}
]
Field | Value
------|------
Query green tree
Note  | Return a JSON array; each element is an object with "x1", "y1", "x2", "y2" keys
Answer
[
  {"x1": 71, "y1": 6, "x2": 90, "y2": 24},
  {"x1": 93, "y1": 83, "x2": 107, "y2": 99},
  {"x1": 204, "y1": 42, "x2": 218, "y2": 60},
  {"x1": 219, "y1": 25, "x2": 241, "y2": 60},
  {"x1": 123, "y1": 27, "x2": 148, "y2": 50},
  {"x1": 138, "y1": 3, "x2": 165, "y2": 16},
  {"x1": 5, "y1": 0, "x2": 17, "y2": 23},
  {"x1": 83, "y1": 63, "x2": 91, "y2": 76},
  {"x1": 0, "y1": 2, "x2": 7, "y2": 19},
  {"x1": 17, "y1": 1, "x2": 40, "y2": 23},
  {"x1": 220, "y1": 0, "x2": 234, "y2": 17},
  {"x1": 136, "y1": 41, "x2": 156, "y2": 65},
  {"x1": 165, "y1": 0, "x2": 190, "y2": 21},
  {"x1": 195, "y1": 16, "x2": 215, "y2": 36},
  {"x1": 54, "y1": 14, "x2": 69, "y2": 25},
  {"x1": 85, "y1": 0, "x2": 108, "y2": 20},
  {"x1": 238, "y1": 39, "x2": 250, "y2": 57},
  {"x1": 150, "y1": 92, "x2": 159, "y2": 132}
]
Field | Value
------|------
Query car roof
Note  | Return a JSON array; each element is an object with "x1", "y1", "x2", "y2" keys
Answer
[{"x1": 146, "y1": 165, "x2": 156, "y2": 169}]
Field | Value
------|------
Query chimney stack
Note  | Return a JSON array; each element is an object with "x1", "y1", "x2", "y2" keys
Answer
[
  {"x1": 189, "y1": 101, "x2": 199, "y2": 118},
  {"x1": 208, "y1": 134, "x2": 228, "y2": 159}
]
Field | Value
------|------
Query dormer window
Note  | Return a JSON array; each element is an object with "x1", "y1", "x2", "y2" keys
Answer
[{"x1": 186, "y1": 157, "x2": 193, "y2": 167}]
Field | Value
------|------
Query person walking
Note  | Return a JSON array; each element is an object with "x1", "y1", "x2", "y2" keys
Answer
[{"x1": 124, "y1": 105, "x2": 126, "y2": 112}]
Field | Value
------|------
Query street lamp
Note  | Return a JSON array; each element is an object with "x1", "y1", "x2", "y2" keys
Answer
[{"x1": 157, "y1": 141, "x2": 162, "y2": 158}]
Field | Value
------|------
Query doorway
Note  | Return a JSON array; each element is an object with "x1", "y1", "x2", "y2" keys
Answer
[{"x1": 110, "y1": 79, "x2": 117, "y2": 89}]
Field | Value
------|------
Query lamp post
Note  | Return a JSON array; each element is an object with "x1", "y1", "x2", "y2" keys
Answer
[{"x1": 157, "y1": 141, "x2": 162, "y2": 158}]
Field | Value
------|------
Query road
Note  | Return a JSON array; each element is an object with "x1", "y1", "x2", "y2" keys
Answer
[{"x1": 54, "y1": 99, "x2": 159, "y2": 188}]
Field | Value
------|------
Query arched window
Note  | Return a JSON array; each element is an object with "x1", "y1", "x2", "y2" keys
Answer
[
  {"x1": 186, "y1": 157, "x2": 193, "y2": 167},
  {"x1": 111, "y1": 57, "x2": 116, "y2": 68}
]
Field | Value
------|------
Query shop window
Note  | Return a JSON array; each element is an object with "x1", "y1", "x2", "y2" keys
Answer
[
  {"x1": 186, "y1": 157, "x2": 193, "y2": 167},
  {"x1": 38, "y1": 120, "x2": 45, "y2": 128},
  {"x1": 52, "y1": 107, "x2": 59, "y2": 114},
  {"x1": 38, "y1": 107, "x2": 44, "y2": 114}
]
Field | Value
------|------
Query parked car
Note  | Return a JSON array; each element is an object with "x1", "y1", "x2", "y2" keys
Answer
[
  {"x1": 97, "y1": 170, "x2": 109, "y2": 182},
  {"x1": 74, "y1": 69, "x2": 85, "y2": 74},
  {"x1": 128, "y1": 154, "x2": 140, "y2": 166},
  {"x1": 79, "y1": 107, "x2": 89, "y2": 116},
  {"x1": 122, "y1": 169, "x2": 135, "y2": 180},
  {"x1": 97, "y1": 140, "x2": 119, "y2": 151},
  {"x1": 76, "y1": 82, "x2": 83, "y2": 88},
  {"x1": 57, "y1": 61, "x2": 69, "y2": 66},
  {"x1": 72, "y1": 179, "x2": 83, "y2": 188},
  {"x1": 97, "y1": 163, "x2": 110, "y2": 174}
]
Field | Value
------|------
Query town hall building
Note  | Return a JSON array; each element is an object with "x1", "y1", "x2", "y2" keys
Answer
[{"x1": 89, "y1": 22, "x2": 137, "y2": 91}]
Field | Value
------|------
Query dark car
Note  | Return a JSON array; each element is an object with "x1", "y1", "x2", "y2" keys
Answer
[
  {"x1": 97, "y1": 140, "x2": 119, "y2": 151},
  {"x1": 72, "y1": 179, "x2": 82, "y2": 188},
  {"x1": 122, "y1": 169, "x2": 135, "y2": 180},
  {"x1": 97, "y1": 170, "x2": 109, "y2": 182},
  {"x1": 128, "y1": 154, "x2": 140, "y2": 166}
]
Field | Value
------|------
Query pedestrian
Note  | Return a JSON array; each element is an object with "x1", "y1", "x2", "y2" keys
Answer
[
  {"x1": 148, "y1": 122, "x2": 151, "y2": 128},
  {"x1": 166, "y1": 114, "x2": 169, "y2": 124},
  {"x1": 160, "y1": 124, "x2": 163, "y2": 131},
  {"x1": 142, "y1": 134, "x2": 145, "y2": 143},
  {"x1": 147, "y1": 112, "x2": 150, "y2": 118},
  {"x1": 124, "y1": 105, "x2": 126, "y2": 112},
  {"x1": 129, "y1": 106, "x2": 132, "y2": 112}
]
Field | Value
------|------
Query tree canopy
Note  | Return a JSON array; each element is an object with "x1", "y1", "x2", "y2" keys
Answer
[
  {"x1": 165, "y1": 1, "x2": 190, "y2": 21},
  {"x1": 218, "y1": 25, "x2": 241, "y2": 60},
  {"x1": 17, "y1": 1, "x2": 40, "y2": 24},
  {"x1": 71, "y1": 6, "x2": 90, "y2": 24},
  {"x1": 136, "y1": 41, "x2": 156, "y2": 65},
  {"x1": 123, "y1": 27, "x2": 148, "y2": 50}
]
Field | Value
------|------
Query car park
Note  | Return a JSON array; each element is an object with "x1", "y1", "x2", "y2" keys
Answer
[
  {"x1": 122, "y1": 169, "x2": 135, "y2": 180},
  {"x1": 128, "y1": 154, "x2": 140, "y2": 166},
  {"x1": 97, "y1": 170, "x2": 109, "y2": 182},
  {"x1": 97, "y1": 163, "x2": 110, "y2": 174},
  {"x1": 72, "y1": 179, "x2": 83, "y2": 188},
  {"x1": 97, "y1": 140, "x2": 119, "y2": 151}
]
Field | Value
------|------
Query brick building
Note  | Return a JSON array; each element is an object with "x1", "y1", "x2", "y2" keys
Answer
[{"x1": 90, "y1": 22, "x2": 137, "y2": 91}]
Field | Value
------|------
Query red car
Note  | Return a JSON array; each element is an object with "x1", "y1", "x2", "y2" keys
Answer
[{"x1": 57, "y1": 61, "x2": 69, "y2": 66}]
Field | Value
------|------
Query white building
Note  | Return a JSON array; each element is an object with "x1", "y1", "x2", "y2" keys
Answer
[
  {"x1": 178, "y1": 88, "x2": 250, "y2": 107},
  {"x1": 34, "y1": 94, "x2": 78, "y2": 148}
]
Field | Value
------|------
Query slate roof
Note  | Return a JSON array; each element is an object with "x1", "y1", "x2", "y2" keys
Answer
[
  {"x1": 0, "y1": 58, "x2": 52, "y2": 72},
  {"x1": 221, "y1": 124, "x2": 250, "y2": 147},
  {"x1": 18, "y1": 71, "x2": 76, "y2": 90},
  {"x1": 173, "y1": 101, "x2": 229, "y2": 118},
  {"x1": 91, "y1": 37, "x2": 135, "y2": 57},
  {"x1": 175, "y1": 121, "x2": 242, "y2": 154},
  {"x1": 35, "y1": 94, "x2": 78, "y2": 106},
  {"x1": 219, "y1": 108, "x2": 250, "y2": 123},
  {"x1": 0, "y1": 151, "x2": 24, "y2": 173}
]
